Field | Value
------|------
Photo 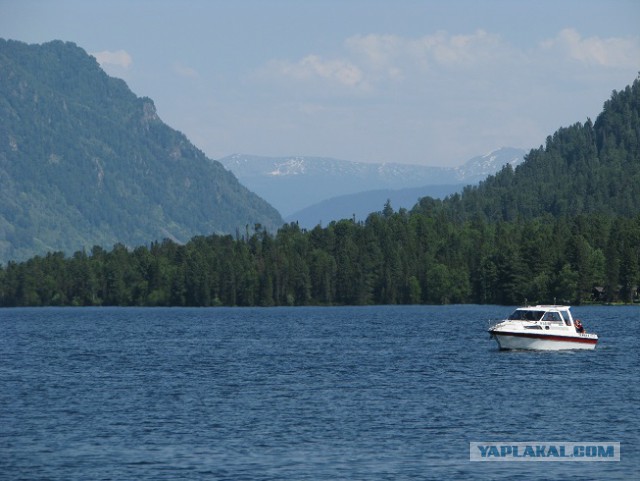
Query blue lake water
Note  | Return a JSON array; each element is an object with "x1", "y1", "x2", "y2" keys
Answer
[{"x1": 0, "y1": 305, "x2": 638, "y2": 480}]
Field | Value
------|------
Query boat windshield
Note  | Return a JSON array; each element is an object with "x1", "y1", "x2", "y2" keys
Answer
[{"x1": 508, "y1": 309, "x2": 545, "y2": 321}]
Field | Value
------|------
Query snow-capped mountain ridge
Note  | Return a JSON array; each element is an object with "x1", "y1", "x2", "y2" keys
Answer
[
  {"x1": 223, "y1": 148, "x2": 524, "y2": 181},
  {"x1": 220, "y1": 147, "x2": 526, "y2": 217},
  {"x1": 454, "y1": 147, "x2": 525, "y2": 180}
]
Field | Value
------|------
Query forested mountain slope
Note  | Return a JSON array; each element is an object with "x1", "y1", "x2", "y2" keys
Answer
[
  {"x1": 0, "y1": 39, "x2": 282, "y2": 263},
  {"x1": 1, "y1": 76, "x2": 638, "y2": 307},
  {"x1": 414, "y1": 78, "x2": 640, "y2": 221}
]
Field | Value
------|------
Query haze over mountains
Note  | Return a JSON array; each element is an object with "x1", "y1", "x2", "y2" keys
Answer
[
  {"x1": 2, "y1": 36, "x2": 637, "y2": 275},
  {"x1": 0, "y1": 39, "x2": 282, "y2": 263},
  {"x1": 0, "y1": 37, "x2": 526, "y2": 263},
  {"x1": 0, "y1": 32, "x2": 638, "y2": 308},
  {"x1": 3, "y1": 76, "x2": 638, "y2": 307},
  {"x1": 220, "y1": 147, "x2": 526, "y2": 223}
]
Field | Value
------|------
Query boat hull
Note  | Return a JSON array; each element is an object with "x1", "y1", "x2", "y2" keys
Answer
[{"x1": 491, "y1": 331, "x2": 597, "y2": 351}]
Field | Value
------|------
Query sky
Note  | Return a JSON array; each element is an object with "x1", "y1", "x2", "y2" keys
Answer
[{"x1": 2, "y1": 0, "x2": 639, "y2": 167}]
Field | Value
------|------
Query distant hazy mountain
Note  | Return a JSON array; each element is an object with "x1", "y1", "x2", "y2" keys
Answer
[
  {"x1": 221, "y1": 147, "x2": 526, "y2": 217},
  {"x1": 284, "y1": 184, "x2": 464, "y2": 228},
  {"x1": 0, "y1": 39, "x2": 282, "y2": 263}
]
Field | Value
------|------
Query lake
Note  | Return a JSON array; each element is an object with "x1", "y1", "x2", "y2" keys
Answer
[{"x1": 1, "y1": 305, "x2": 638, "y2": 480}]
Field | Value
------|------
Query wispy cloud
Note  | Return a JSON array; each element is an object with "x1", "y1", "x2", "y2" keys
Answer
[
  {"x1": 264, "y1": 54, "x2": 366, "y2": 89},
  {"x1": 258, "y1": 29, "x2": 517, "y2": 94},
  {"x1": 348, "y1": 30, "x2": 508, "y2": 72},
  {"x1": 91, "y1": 49, "x2": 133, "y2": 69},
  {"x1": 259, "y1": 28, "x2": 638, "y2": 93},
  {"x1": 540, "y1": 28, "x2": 640, "y2": 68},
  {"x1": 241, "y1": 27, "x2": 639, "y2": 165},
  {"x1": 344, "y1": 30, "x2": 514, "y2": 88}
]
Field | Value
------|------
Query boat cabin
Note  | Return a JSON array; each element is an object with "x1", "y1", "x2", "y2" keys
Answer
[{"x1": 507, "y1": 305, "x2": 575, "y2": 327}]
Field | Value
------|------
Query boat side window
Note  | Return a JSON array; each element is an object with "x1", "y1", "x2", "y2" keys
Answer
[
  {"x1": 542, "y1": 311, "x2": 563, "y2": 324},
  {"x1": 508, "y1": 310, "x2": 523, "y2": 320},
  {"x1": 508, "y1": 310, "x2": 544, "y2": 321},
  {"x1": 562, "y1": 313, "x2": 572, "y2": 326}
]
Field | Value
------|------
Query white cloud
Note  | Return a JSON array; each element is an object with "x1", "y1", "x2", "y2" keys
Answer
[
  {"x1": 260, "y1": 30, "x2": 511, "y2": 94},
  {"x1": 268, "y1": 54, "x2": 365, "y2": 88},
  {"x1": 429, "y1": 29, "x2": 506, "y2": 66},
  {"x1": 540, "y1": 28, "x2": 640, "y2": 68},
  {"x1": 91, "y1": 49, "x2": 133, "y2": 69},
  {"x1": 345, "y1": 34, "x2": 406, "y2": 77},
  {"x1": 248, "y1": 28, "x2": 639, "y2": 165},
  {"x1": 263, "y1": 28, "x2": 638, "y2": 96},
  {"x1": 346, "y1": 30, "x2": 510, "y2": 78}
]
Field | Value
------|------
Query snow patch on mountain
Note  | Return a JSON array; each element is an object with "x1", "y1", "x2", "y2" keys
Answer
[
  {"x1": 220, "y1": 147, "x2": 527, "y2": 217},
  {"x1": 269, "y1": 157, "x2": 308, "y2": 176}
]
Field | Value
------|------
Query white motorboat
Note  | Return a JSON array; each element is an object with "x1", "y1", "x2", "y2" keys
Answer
[{"x1": 488, "y1": 305, "x2": 598, "y2": 350}]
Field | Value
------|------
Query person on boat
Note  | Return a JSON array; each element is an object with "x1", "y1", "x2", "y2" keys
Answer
[{"x1": 574, "y1": 319, "x2": 584, "y2": 333}]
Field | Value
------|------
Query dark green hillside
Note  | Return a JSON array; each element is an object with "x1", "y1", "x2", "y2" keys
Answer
[
  {"x1": 1, "y1": 75, "x2": 638, "y2": 307},
  {"x1": 0, "y1": 39, "x2": 282, "y2": 263},
  {"x1": 1, "y1": 207, "x2": 638, "y2": 307},
  {"x1": 414, "y1": 77, "x2": 640, "y2": 221}
]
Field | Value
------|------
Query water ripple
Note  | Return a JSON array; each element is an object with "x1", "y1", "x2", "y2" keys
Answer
[{"x1": 0, "y1": 305, "x2": 637, "y2": 480}]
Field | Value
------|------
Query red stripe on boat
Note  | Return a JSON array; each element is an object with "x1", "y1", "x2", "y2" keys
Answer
[{"x1": 494, "y1": 331, "x2": 598, "y2": 344}]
